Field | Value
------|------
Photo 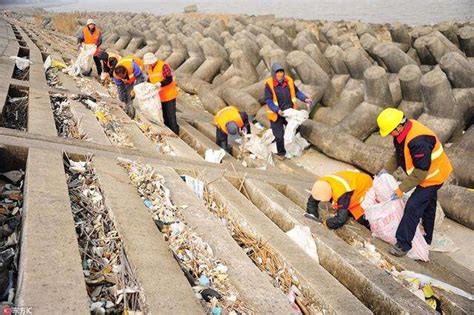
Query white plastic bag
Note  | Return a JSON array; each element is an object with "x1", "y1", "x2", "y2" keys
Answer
[
  {"x1": 205, "y1": 149, "x2": 226, "y2": 164},
  {"x1": 10, "y1": 56, "x2": 32, "y2": 70},
  {"x1": 183, "y1": 175, "x2": 204, "y2": 200},
  {"x1": 361, "y1": 173, "x2": 430, "y2": 261},
  {"x1": 67, "y1": 44, "x2": 96, "y2": 76},
  {"x1": 243, "y1": 129, "x2": 275, "y2": 165},
  {"x1": 286, "y1": 225, "x2": 319, "y2": 263},
  {"x1": 281, "y1": 109, "x2": 310, "y2": 158},
  {"x1": 133, "y1": 83, "x2": 163, "y2": 124},
  {"x1": 43, "y1": 55, "x2": 52, "y2": 71}
]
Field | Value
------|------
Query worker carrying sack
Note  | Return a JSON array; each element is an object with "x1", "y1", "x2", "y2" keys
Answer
[
  {"x1": 362, "y1": 173, "x2": 429, "y2": 261},
  {"x1": 133, "y1": 82, "x2": 163, "y2": 124}
]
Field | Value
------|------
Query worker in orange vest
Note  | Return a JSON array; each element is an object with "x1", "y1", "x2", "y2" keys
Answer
[
  {"x1": 264, "y1": 63, "x2": 312, "y2": 160},
  {"x1": 95, "y1": 50, "x2": 121, "y2": 82},
  {"x1": 143, "y1": 53, "x2": 179, "y2": 135},
  {"x1": 306, "y1": 170, "x2": 373, "y2": 230},
  {"x1": 76, "y1": 19, "x2": 103, "y2": 77},
  {"x1": 214, "y1": 106, "x2": 251, "y2": 153},
  {"x1": 377, "y1": 108, "x2": 453, "y2": 257},
  {"x1": 113, "y1": 55, "x2": 145, "y2": 118}
]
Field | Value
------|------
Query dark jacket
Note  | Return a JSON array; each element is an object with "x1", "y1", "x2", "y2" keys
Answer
[{"x1": 265, "y1": 79, "x2": 306, "y2": 112}]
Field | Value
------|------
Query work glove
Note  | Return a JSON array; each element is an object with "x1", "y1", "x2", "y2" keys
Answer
[
  {"x1": 130, "y1": 90, "x2": 136, "y2": 98},
  {"x1": 240, "y1": 127, "x2": 247, "y2": 135},
  {"x1": 155, "y1": 82, "x2": 161, "y2": 88},
  {"x1": 390, "y1": 188, "x2": 404, "y2": 201},
  {"x1": 278, "y1": 110, "x2": 284, "y2": 117}
]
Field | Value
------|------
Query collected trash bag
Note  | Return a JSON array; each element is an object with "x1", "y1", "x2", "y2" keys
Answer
[
  {"x1": 282, "y1": 109, "x2": 310, "y2": 158},
  {"x1": 286, "y1": 225, "x2": 319, "y2": 263},
  {"x1": 242, "y1": 129, "x2": 275, "y2": 165},
  {"x1": 43, "y1": 55, "x2": 52, "y2": 71},
  {"x1": 67, "y1": 44, "x2": 96, "y2": 76},
  {"x1": 133, "y1": 82, "x2": 163, "y2": 124},
  {"x1": 9, "y1": 56, "x2": 32, "y2": 70},
  {"x1": 362, "y1": 173, "x2": 430, "y2": 261}
]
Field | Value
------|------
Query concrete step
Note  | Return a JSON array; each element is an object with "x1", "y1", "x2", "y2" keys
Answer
[
  {"x1": 153, "y1": 164, "x2": 295, "y2": 313},
  {"x1": 236, "y1": 177, "x2": 435, "y2": 314},
  {"x1": 17, "y1": 148, "x2": 89, "y2": 314},
  {"x1": 93, "y1": 156, "x2": 203, "y2": 312},
  {"x1": 196, "y1": 169, "x2": 371, "y2": 314}
]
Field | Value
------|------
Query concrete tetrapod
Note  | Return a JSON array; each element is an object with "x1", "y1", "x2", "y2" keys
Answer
[
  {"x1": 458, "y1": 25, "x2": 474, "y2": 57},
  {"x1": 193, "y1": 38, "x2": 228, "y2": 82},
  {"x1": 439, "y1": 52, "x2": 474, "y2": 88},
  {"x1": 372, "y1": 42, "x2": 417, "y2": 73},
  {"x1": 324, "y1": 45, "x2": 349, "y2": 75},
  {"x1": 343, "y1": 47, "x2": 373, "y2": 79},
  {"x1": 438, "y1": 185, "x2": 474, "y2": 230}
]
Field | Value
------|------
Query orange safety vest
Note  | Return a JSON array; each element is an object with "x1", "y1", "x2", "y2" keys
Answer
[
  {"x1": 214, "y1": 106, "x2": 244, "y2": 135},
  {"x1": 146, "y1": 60, "x2": 178, "y2": 102},
  {"x1": 82, "y1": 26, "x2": 101, "y2": 45},
  {"x1": 320, "y1": 170, "x2": 373, "y2": 220},
  {"x1": 265, "y1": 75, "x2": 297, "y2": 122},
  {"x1": 404, "y1": 120, "x2": 452, "y2": 187},
  {"x1": 114, "y1": 56, "x2": 144, "y2": 85}
]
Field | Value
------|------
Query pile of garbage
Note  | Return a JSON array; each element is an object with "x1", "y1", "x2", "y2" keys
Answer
[
  {"x1": 203, "y1": 190, "x2": 318, "y2": 314},
  {"x1": 2, "y1": 95, "x2": 28, "y2": 131},
  {"x1": 74, "y1": 95, "x2": 135, "y2": 148},
  {"x1": 45, "y1": 67, "x2": 63, "y2": 88},
  {"x1": 0, "y1": 170, "x2": 24, "y2": 305},
  {"x1": 118, "y1": 159, "x2": 251, "y2": 315},
  {"x1": 64, "y1": 155, "x2": 146, "y2": 314},
  {"x1": 50, "y1": 94, "x2": 86, "y2": 139}
]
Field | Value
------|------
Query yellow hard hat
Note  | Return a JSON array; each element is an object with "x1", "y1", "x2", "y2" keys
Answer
[
  {"x1": 377, "y1": 108, "x2": 404, "y2": 137},
  {"x1": 311, "y1": 180, "x2": 332, "y2": 202}
]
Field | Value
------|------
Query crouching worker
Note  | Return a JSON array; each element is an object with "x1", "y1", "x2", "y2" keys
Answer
[
  {"x1": 306, "y1": 170, "x2": 372, "y2": 230},
  {"x1": 112, "y1": 55, "x2": 144, "y2": 118},
  {"x1": 143, "y1": 52, "x2": 179, "y2": 135},
  {"x1": 377, "y1": 108, "x2": 452, "y2": 257},
  {"x1": 96, "y1": 50, "x2": 121, "y2": 82},
  {"x1": 214, "y1": 106, "x2": 251, "y2": 154}
]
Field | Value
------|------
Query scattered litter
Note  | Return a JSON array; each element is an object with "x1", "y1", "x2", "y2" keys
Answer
[
  {"x1": 203, "y1": 189, "x2": 319, "y2": 313},
  {"x1": 429, "y1": 232, "x2": 459, "y2": 253},
  {"x1": 50, "y1": 94, "x2": 86, "y2": 139},
  {"x1": 242, "y1": 129, "x2": 275, "y2": 165},
  {"x1": 10, "y1": 56, "x2": 31, "y2": 72},
  {"x1": 134, "y1": 119, "x2": 176, "y2": 155},
  {"x1": 0, "y1": 168, "x2": 24, "y2": 305},
  {"x1": 64, "y1": 155, "x2": 146, "y2": 313},
  {"x1": 118, "y1": 159, "x2": 252, "y2": 314},
  {"x1": 74, "y1": 94, "x2": 134, "y2": 148},
  {"x1": 204, "y1": 149, "x2": 226, "y2": 164},
  {"x1": 286, "y1": 225, "x2": 319, "y2": 262},
  {"x1": 2, "y1": 95, "x2": 28, "y2": 131}
]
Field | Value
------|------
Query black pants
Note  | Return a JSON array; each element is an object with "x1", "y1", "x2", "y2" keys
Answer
[
  {"x1": 93, "y1": 55, "x2": 102, "y2": 76},
  {"x1": 270, "y1": 116, "x2": 287, "y2": 156},
  {"x1": 162, "y1": 99, "x2": 179, "y2": 135},
  {"x1": 216, "y1": 127, "x2": 232, "y2": 153},
  {"x1": 396, "y1": 184, "x2": 442, "y2": 251}
]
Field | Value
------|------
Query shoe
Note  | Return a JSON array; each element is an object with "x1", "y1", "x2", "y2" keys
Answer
[
  {"x1": 275, "y1": 154, "x2": 286, "y2": 161},
  {"x1": 389, "y1": 243, "x2": 408, "y2": 257}
]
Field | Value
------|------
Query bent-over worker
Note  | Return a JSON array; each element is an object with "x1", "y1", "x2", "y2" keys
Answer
[
  {"x1": 377, "y1": 108, "x2": 452, "y2": 257},
  {"x1": 214, "y1": 106, "x2": 251, "y2": 154},
  {"x1": 306, "y1": 170, "x2": 372, "y2": 230},
  {"x1": 112, "y1": 55, "x2": 145, "y2": 118},
  {"x1": 143, "y1": 52, "x2": 179, "y2": 135},
  {"x1": 96, "y1": 50, "x2": 121, "y2": 81},
  {"x1": 77, "y1": 19, "x2": 103, "y2": 76},
  {"x1": 264, "y1": 63, "x2": 311, "y2": 160}
]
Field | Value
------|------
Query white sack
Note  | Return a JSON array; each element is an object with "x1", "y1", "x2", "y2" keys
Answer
[
  {"x1": 286, "y1": 225, "x2": 319, "y2": 263},
  {"x1": 133, "y1": 82, "x2": 163, "y2": 124},
  {"x1": 205, "y1": 149, "x2": 226, "y2": 164},
  {"x1": 10, "y1": 56, "x2": 32, "y2": 70}
]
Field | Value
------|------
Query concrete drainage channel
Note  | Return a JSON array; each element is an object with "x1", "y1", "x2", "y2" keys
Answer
[
  {"x1": 11, "y1": 47, "x2": 29, "y2": 81},
  {"x1": 1, "y1": 85, "x2": 28, "y2": 132},
  {"x1": 63, "y1": 155, "x2": 146, "y2": 313},
  {"x1": 0, "y1": 145, "x2": 26, "y2": 308}
]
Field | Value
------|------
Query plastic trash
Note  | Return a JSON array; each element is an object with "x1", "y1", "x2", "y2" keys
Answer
[
  {"x1": 204, "y1": 149, "x2": 226, "y2": 164},
  {"x1": 362, "y1": 173, "x2": 430, "y2": 261},
  {"x1": 281, "y1": 109, "x2": 310, "y2": 158},
  {"x1": 183, "y1": 175, "x2": 204, "y2": 200},
  {"x1": 199, "y1": 274, "x2": 209, "y2": 287},
  {"x1": 67, "y1": 44, "x2": 96, "y2": 76},
  {"x1": 399, "y1": 270, "x2": 473, "y2": 300},
  {"x1": 143, "y1": 199, "x2": 153, "y2": 208},
  {"x1": 43, "y1": 55, "x2": 52, "y2": 71},
  {"x1": 200, "y1": 288, "x2": 222, "y2": 302},
  {"x1": 286, "y1": 225, "x2": 319, "y2": 263},
  {"x1": 211, "y1": 306, "x2": 222, "y2": 315},
  {"x1": 9, "y1": 56, "x2": 32, "y2": 70},
  {"x1": 133, "y1": 82, "x2": 163, "y2": 124}
]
